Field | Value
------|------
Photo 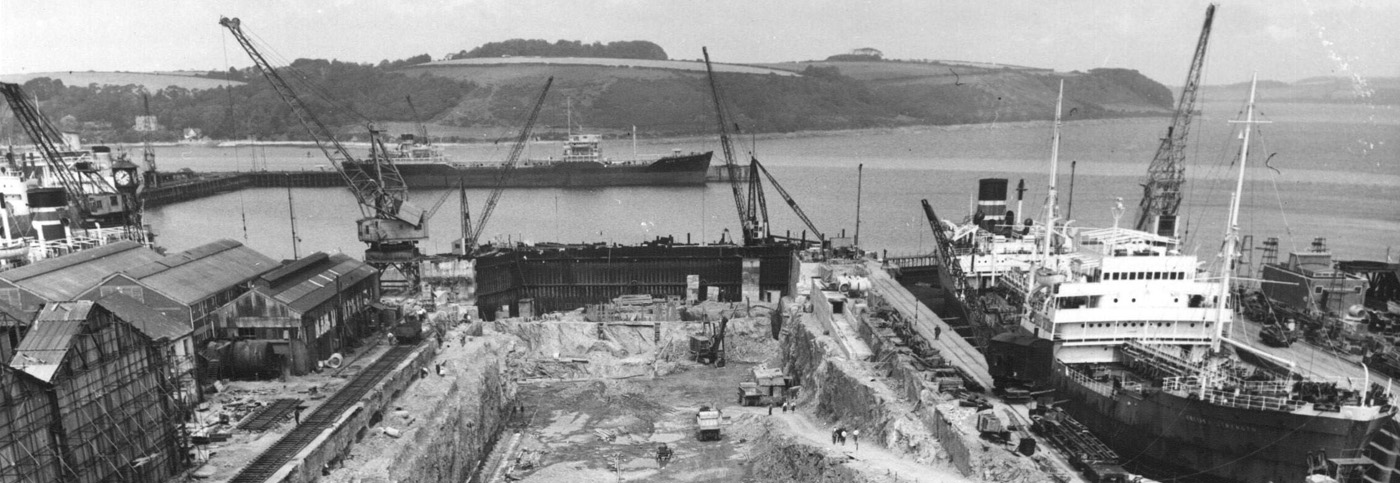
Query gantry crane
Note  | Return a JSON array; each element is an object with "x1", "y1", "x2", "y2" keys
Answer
[
  {"x1": 701, "y1": 48, "x2": 823, "y2": 247},
  {"x1": 220, "y1": 17, "x2": 427, "y2": 284},
  {"x1": 1134, "y1": 4, "x2": 1216, "y2": 237},
  {"x1": 460, "y1": 77, "x2": 553, "y2": 254},
  {"x1": 0, "y1": 82, "x2": 142, "y2": 232}
]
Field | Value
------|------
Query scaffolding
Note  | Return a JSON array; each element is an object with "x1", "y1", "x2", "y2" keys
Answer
[{"x1": 1, "y1": 302, "x2": 189, "y2": 483}]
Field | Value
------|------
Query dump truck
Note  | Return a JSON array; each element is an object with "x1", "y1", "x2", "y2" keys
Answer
[{"x1": 695, "y1": 406, "x2": 723, "y2": 441}]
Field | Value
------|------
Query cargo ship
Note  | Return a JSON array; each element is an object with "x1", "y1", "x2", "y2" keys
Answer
[
  {"x1": 360, "y1": 133, "x2": 712, "y2": 188},
  {"x1": 985, "y1": 79, "x2": 1400, "y2": 483}
]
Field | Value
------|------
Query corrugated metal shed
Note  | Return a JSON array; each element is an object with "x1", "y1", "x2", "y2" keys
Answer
[
  {"x1": 123, "y1": 239, "x2": 277, "y2": 304},
  {"x1": 8, "y1": 301, "x2": 95, "y2": 382},
  {"x1": 0, "y1": 300, "x2": 30, "y2": 328},
  {"x1": 263, "y1": 253, "x2": 376, "y2": 314},
  {"x1": 96, "y1": 294, "x2": 190, "y2": 342},
  {"x1": 0, "y1": 241, "x2": 162, "y2": 301}
]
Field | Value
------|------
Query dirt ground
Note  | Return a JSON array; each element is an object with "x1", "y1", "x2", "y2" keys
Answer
[{"x1": 504, "y1": 362, "x2": 768, "y2": 483}]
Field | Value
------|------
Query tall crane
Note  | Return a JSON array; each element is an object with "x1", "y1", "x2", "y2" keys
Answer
[
  {"x1": 0, "y1": 82, "x2": 141, "y2": 231},
  {"x1": 1134, "y1": 4, "x2": 1216, "y2": 237},
  {"x1": 220, "y1": 17, "x2": 427, "y2": 284},
  {"x1": 460, "y1": 77, "x2": 553, "y2": 254},
  {"x1": 702, "y1": 47, "x2": 762, "y2": 245},
  {"x1": 701, "y1": 49, "x2": 823, "y2": 246}
]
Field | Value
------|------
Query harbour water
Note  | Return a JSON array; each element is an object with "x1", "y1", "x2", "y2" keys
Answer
[{"x1": 143, "y1": 101, "x2": 1398, "y2": 264}]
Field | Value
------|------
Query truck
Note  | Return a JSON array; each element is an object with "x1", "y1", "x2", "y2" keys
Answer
[{"x1": 695, "y1": 406, "x2": 723, "y2": 441}]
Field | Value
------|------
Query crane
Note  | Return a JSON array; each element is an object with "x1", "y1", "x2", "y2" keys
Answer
[
  {"x1": 137, "y1": 91, "x2": 159, "y2": 187},
  {"x1": 701, "y1": 48, "x2": 823, "y2": 247},
  {"x1": 220, "y1": 17, "x2": 427, "y2": 284},
  {"x1": 405, "y1": 95, "x2": 430, "y2": 144},
  {"x1": 1134, "y1": 4, "x2": 1216, "y2": 237},
  {"x1": 921, "y1": 200, "x2": 969, "y2": 303},
  {"x1": 0, "y1": 82, "x2": 141, "y2": 231},
  {"x1": 460, "y1": 77, "x2": 553, "y2": 254},
  {"x1": 702, "y1": 47, "x2": 762, "y2": 245}
]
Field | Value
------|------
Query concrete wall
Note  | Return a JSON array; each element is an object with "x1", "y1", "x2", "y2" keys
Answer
[{"x1": 266, "y1": 343, "x2": 438, "y2": 483}]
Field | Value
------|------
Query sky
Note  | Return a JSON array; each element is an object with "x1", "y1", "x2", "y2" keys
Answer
[{"x1": 1, "y1": 0, "x2": 1396, "y2": 86}]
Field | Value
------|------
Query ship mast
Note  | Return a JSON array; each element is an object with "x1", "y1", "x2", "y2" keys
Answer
[
  {"x1": 1041, "y1": 80, "x2": 1064, "y2": 266},
  {"x1": 1213, "y1": 74, "x2": 1263, "y2": 353}
]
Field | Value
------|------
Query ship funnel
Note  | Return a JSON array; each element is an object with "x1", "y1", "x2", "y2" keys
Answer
[
  {"x1": 977, "y1": 178, "x2": 1009, "y2": 230},
  {"x1": 90, "y1": 145, "x2": 113, "y2": 172}
]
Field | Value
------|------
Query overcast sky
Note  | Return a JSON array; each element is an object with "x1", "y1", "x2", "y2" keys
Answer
[{"x1": 2, "y1": 0, "x2": 1395, "y2": 85}]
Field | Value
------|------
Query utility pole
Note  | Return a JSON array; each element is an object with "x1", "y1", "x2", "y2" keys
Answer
[{"x1": 854, "y1": 164, "x2": 863, "y2": 247}]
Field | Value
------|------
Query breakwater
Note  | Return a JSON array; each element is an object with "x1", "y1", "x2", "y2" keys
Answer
[{"x1": 142, "y1": 165, "x2": 745, "y2": 208}]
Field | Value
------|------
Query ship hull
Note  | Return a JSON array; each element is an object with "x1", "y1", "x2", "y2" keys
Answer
[
  {"x1": 1051, "y1": 363, "x2": 1390, "y2": 483},
  {"x1": 357, "y1": 151, "x2": 712, "y2": 189}
]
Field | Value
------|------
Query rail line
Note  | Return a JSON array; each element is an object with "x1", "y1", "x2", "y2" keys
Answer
[
  {"x1": 238, "y1": 398, "x2": 303, "y2": 432},
  {"x1": 228, "y1": 344, "x2": 419, "y2": 483}
]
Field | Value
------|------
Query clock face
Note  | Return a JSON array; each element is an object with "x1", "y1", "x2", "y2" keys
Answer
[{"x1": 115, "y1": 170, "x2": 132, "y2": 185}]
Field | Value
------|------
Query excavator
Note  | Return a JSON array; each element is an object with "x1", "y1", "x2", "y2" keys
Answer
[{"x1": 701, "y1": 48, "x2": 823, "y2": 248}]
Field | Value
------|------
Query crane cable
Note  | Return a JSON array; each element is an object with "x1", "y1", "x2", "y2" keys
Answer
[{"x1": 221, "y1": 31, "x2": 249, "y2": 242}]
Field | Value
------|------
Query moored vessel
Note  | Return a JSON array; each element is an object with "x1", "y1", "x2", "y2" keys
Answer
[
  {"x1": 364, "y1": 132, "x2": 712, "y2": 188},
  {"x1": 986, "y1": 77, "x2": 1400, "y2": 483}
]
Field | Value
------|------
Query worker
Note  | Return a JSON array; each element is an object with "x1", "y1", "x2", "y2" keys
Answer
[
  {"x1": 767, "y1": 403, "x2": 774, "y2": 416},
  {"x1": 934, "y1": 326, "x2": 942, "y2": 340},
  {"x1": 853, "y1": 429, "x2": 860, "y2": 450},
  {"x1": 839, "y1": 429, "x2": 848, "y2": 445},
  {"x1": 832, "y1": 428, "x2": 839, "y2": 444}
]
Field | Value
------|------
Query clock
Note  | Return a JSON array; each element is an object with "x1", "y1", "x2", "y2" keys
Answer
[{"x1": 114, "y1": 170, "x2": 133, "y2": 187}]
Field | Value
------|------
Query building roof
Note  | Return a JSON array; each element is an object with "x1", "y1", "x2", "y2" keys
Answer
[
  {"x1": 0, "y1": 300, "x2": 30, "y2": 328},
  {"x1": 8, "y1": 301, "x2": 96, "y2": 382},
  {"x1": 96, "y1": 293, "x2": 191, "y2": 342},
  {"x1": 258, "y1": 253, "x2": 377, "y2": 314},
  {"x1": 0, "y1": 241, "x2": 162, "y2": 301},
  {"x1": 122, "y1": 239, "x2": 277, "y2": 304}
]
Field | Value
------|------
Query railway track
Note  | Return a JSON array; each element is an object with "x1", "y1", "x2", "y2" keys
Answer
[
  {"x1": 238, "y1": 399, "x2": 303, "y2": 432},
  {"x1": 228, "y1": 344, "x2": 419, "y2": 483}
]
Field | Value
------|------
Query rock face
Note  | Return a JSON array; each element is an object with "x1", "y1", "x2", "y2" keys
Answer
[{"x1": 324, "y1": 330, "x2": 516, "y2": 483}]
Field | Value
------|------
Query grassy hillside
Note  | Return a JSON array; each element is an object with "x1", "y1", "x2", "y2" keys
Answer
[
  {"x1": 402, "y1": 59, "x2": 1172, "y2": 136},
  {"x1": 1198, "y1": 76, "x2": 1400, "y2": 105},
  {"x1": 0, "y1": 71, "x2": 242, "y2": 90},
  {"x1": 3, "y1": 57, "x2": 1175, "y2": 142}
]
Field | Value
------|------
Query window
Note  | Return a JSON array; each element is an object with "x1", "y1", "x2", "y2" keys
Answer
[
  {"x1": 0, "y1": 287, "x2": 20, "y2": 307},
  {"x1": 1314, "y1": 286, "x2": 1324, "y2": 294},
  {"x1": 100, "y1": 285, "x2": 145, "y2": 303}
]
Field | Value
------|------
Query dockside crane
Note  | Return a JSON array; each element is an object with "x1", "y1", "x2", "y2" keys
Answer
[
  {"x1": 702, "y1": 48, "x2": 823, "y2": 247},
  {"x1": 1134, "y1": 4, "x2": 1216, "y2": 237},
  {"x1": 405, "y1": 95, "x2": 430, "y2": 144},
  {"x1": 220, "y1": 17, "x2": 427, "y2": 285},
  {"x1": 0, "y1": 82, "x2": 143, "y2": 232},
  {"x1": 137, "y1": 91, "x2": 159, "y2": 187},
  {"x1": 460, "y1": 77, "x2": 554, "y2": 254}
]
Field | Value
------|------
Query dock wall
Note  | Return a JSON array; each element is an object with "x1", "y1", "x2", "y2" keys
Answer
[{"x1": 269, "y1": 343, "x2": 437, "y2": 483}]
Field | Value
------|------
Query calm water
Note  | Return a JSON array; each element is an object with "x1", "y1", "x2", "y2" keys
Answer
[{"x1": 143, "y1": 101, "x2": 1399, "y2": 266}]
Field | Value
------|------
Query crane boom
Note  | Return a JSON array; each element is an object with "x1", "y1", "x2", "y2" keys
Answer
[
  {"x1": 922, "y1": 200, "x2": 968, "y2": 301},
  {"x1": 464, "y1": 77, "x2": 553, "y2": 253},
  {"x1": 701, "y1": 48, "x2": 760, "y2": 245},
  {"x1": 0, "y1": 82, "x2": 135, "y2": 229},
  {"x1": 752, "y1": 157, "x2": 823, "y2": 241},
  {"x1": 406, "y1": 95, "x2": 429, "y2": 143},
  {"x1": 1134, "y1": 4, "x2": 1216, "y2": 236},
  {"x1": 219, "y1": 16, "x2": 420, "y2": 227}
]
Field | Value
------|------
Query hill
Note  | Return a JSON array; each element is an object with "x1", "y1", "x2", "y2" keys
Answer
[
  {"x1": 1198, "y1": 76, "x2": 1400, "y2": 105},
  {"x1": 0, "y1": 71, "x2": 243, "y2": 91},
  {"x1": 1, "y1": 56, "x2": 1175, "y2": 142},
  {"x1": 400, "y1": 58, "x2": 1171, "y2": 135}
]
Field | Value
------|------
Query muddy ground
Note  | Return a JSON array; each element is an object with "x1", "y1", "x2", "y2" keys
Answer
[{"x1": 505, "y1": 363, "x2": 767, "y2": 483}]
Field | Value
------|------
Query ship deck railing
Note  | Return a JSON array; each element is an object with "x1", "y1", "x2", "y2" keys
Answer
[
  {"x1": 1059, "y1": 362, "x2": 1116, "y2": 397},
  {"x1": 1161, "y1": 376, "x2": 1340, "y2": 412}
]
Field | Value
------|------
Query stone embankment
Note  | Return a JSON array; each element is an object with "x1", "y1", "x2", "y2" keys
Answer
[
  {"x1": 323, "y1": 323, "x2": 515, "y2": 482},
  {"x1": 780, "y1": 295, "x2": 1062, "y2": 483}
]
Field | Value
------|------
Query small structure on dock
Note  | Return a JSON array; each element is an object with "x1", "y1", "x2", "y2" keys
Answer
[
  {"x1": 210, "y1": 252, "x2": 380, "y2": 376},
  {"x1": 0, "y1": 300, "x2": 32, "y2": 364}
]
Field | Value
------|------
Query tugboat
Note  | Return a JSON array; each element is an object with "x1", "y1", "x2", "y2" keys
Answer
[{"x1": 985, "y1": 77, "x2": 1399, "y2": 483}]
